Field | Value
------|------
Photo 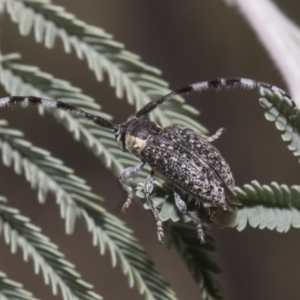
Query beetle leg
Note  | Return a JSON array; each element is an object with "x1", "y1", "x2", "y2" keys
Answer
[
  {"x1": 206, "y1": 127, "x2": 225, "y2": 142},
  {"x1": 144, "y1": 170, "x2": 164, "y2": 243},
  {"x1": 174, "y1": 191, "x2": 205, "y2": 243},
  {"x1": 119, "y1": 161, "x2": 145, "y2": 213}
]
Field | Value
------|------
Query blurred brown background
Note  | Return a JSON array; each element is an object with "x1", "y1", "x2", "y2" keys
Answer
[{"x1": 0, "y1": 0, "x2": 300, "y2": 299}]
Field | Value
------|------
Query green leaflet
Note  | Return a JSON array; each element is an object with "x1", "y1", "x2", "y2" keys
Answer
[
  {"x1": 0, "y1": 270, "x2": 39, "y2": 300},
  {"x1": 4, "y1": 0, "x2": 207, "y2": 133},
  {"x1": 0, "y1": 197, "x2": 102, "y2": 300},
  {"x1": 0, "y1": 121, "x2": 178, "y2": 300},
  {"x1": 259, "y1": 88, "x2": 300, "y2": 161},
  {"x1": 232, "y1": 88, "x2": 300, "y2": 232},
  {"x1": 235, "y1": 181, "x2": 300, "y2": 232},
  {"x1": 167, "y1": 223, "x2": 222, "y2": 300}
]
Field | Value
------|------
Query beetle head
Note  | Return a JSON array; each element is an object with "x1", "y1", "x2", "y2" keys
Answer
[{"x1": 115, "y1": 118, "x2": 160, "y2": 155}]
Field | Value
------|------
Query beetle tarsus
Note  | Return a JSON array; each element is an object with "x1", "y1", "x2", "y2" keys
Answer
[
  {"x1": 206, "y1": 127, "x2": 226, "y2": 143},
  {"x1": 156, "y1": 220, "x2": 164, "y2": 243},
  {"x1": 121, "y1": 198, "x2": 132, "y2": 213},
  {"x1": 144, "y1": 171, "x2": 165, "y2": 242},
  {"x1": 174, "y1": 190, "x2": 206, "y2": 242},
  {"x1": 197, "y1": 224, "x2": 206, "y2": 244}
]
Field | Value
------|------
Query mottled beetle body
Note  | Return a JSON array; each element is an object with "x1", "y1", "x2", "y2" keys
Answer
[
  {"x1": 0, "y1": 77, "x2": 293, "y2": 243},
  {"x1": 115, "y1": 117, "x2": 241, "y2": 241},
  {"x1": 125, "y1": 119, "x2": 234, "y2": 205}
]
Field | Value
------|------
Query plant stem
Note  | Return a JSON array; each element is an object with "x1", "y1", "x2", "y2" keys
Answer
[
  {"x1": 226, "y1": 0, "x2": 300, "y2": 107},
  {"x1": 0, "y1": 2, "x2": 4, "y2": 60}
]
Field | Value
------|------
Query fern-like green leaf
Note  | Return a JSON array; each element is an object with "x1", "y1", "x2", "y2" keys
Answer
[
  {"x1": 0, "y1": 121, "x2": 178, "y2": 300},
  {"x1": 0, "y1": 197, "x2": 102, "y2": 300},
  {"x1": 0, "y1": 270, "x2": 38, "y2": 300},
  {"x1": 4, "y1": 0, "x2": 206, "y2": 132},
  {"x1": 235, "y1": 180, "x2": 300, "y2": 232},
  {"x1": 259, "y1": 88, "x2": 300, "y2": 161}
]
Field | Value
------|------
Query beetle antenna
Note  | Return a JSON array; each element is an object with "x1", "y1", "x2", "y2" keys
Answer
[
  {"x1": 135, "y1": 77, "x2": 294, "y2": 118},
  {"x1": 0, "y1": 96, "x2": 116, "y2": 130}
]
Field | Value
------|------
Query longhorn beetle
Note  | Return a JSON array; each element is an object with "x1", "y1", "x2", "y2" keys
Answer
[{"x1": 0, "y1": 77, "x2": 294, "y2": 243}]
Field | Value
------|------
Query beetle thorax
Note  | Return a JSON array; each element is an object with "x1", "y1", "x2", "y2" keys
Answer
[{"x1": 123, "y1": 119, "x2": 160, "y2": 156}]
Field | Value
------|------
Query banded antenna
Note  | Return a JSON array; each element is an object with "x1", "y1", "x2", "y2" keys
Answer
[
  {"x1": 0, "y1": 96, "x2": 117, "y2": 130},
  {"x1": 0, "y1": 77, "x2": 294, "y2": 127},
  {"x1": 135, "y1": 77, "x2": 293, "y2": 118}
]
